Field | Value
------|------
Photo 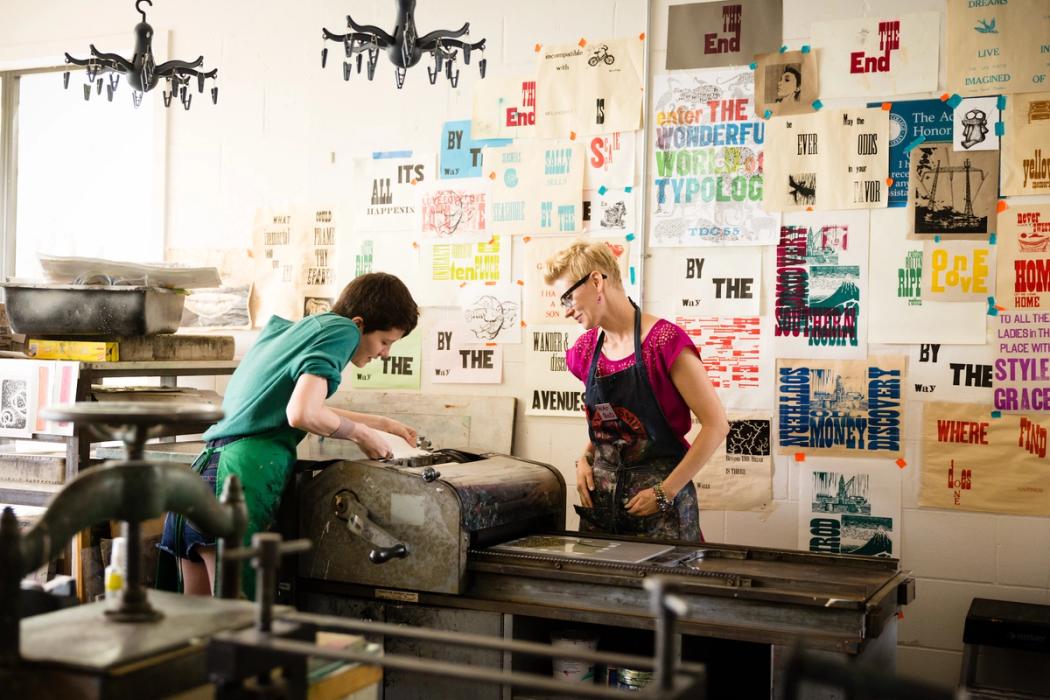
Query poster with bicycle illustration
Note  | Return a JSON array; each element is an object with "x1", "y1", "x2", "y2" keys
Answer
[{"x1": 535, "y1": 37, "x2": 644, "y2": 138}]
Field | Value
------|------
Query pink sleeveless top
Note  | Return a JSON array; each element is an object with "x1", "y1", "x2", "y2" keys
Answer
[{"x1": 566, "y1": 319, "x2": 700, "y2": 447}]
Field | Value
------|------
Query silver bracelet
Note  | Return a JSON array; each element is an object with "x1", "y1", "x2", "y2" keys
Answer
[{"x1": 652, "y1": 484, "x2": 672, "y2": 513}]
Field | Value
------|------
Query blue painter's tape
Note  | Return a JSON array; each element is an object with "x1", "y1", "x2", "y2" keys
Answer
[
  {"x1": 903, "y1": 135, "x2": 926, "y2": 153},
  {"x1": 801, "y1": 44, "x2": 811, "y2": 53},
  {"x1": 991, "y1": 410, "x2": 1002, "y2": 419},
  {"x1": 763, "y1": 109, "x2": 772, "y2": 119},
  {"x1": 779, "y1": 45, "x2": 788, "y2": 53},
  {"x1": 624, "y1": 186, "x2": 632, "y2": 193},
  {"x1": 372, "y1": 150, "x2": 413, "y2": 159},
  {"x1": 597, "y1": 185, "x2": 608, "y2": 195},
  {"x1": 997, "y1": 95, "x2": 1006, "y2": 110},
  {"x1": 749, "y1": 62, "x2": 757, "y2": 70},
  {"x1": 987, "y1": 296, "x2": 995, "y2": 305},
  {"x1": 626, "y1": 232, "x2": 636, "y2": 242},
  {"x1": 934, "y1": 235, "x2": 941, "y2": 243},
  {"x1": 995, "y1": 121, "x2": 1005, "y2": 136},
  {"x1": 946, "y1": 93, "x2": 962, "y2": 109},
  {"x1": 988, "y1": 306, "x2": 999, "y2": 316},
  {"x1": 629, "y1": 266, "x2": 636, "y2": 285},
  {"x1": 989, "y1": 232, "x2": 997, "y2": 245},
  {"x1": 811, "y1": 99, "x2": 823, "y2": 110}
]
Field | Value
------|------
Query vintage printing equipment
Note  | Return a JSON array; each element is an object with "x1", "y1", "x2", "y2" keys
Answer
[
  {"x1": 0, "y1": 404, "x2": 704, "y2": 699},
  {"x1": 296, "y1": 443, "x2": 918, "y2": 690}
]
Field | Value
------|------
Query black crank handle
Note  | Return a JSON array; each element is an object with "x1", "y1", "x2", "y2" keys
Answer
[{"x1": 369, "y1": 543, "x2": 408, "y2": 564}]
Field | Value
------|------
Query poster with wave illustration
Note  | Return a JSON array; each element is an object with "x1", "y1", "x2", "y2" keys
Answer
[{"x1": 799, "y1": 461, "x2": 900, "y2": 557}]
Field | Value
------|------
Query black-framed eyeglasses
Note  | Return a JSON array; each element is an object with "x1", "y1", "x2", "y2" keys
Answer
[{"x1": 559, "y1": 273, "x2": 607, "y2": 309}]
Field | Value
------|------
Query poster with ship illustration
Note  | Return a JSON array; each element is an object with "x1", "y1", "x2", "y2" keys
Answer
[
  {"x1": 798, "y1": 462, "x2": 900, "y2": 558},
  {"x1": 907, "y1": 143, "x2": 997, "y2": 239}
]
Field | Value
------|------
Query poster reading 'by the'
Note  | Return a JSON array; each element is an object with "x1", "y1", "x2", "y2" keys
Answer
[
  {"x1": 776, "y1": 356, "x2": 906, "y2": 458},
  {"x1": 920, "y1": 402, "x2": 1050, "y2": 516},
  {"x1": 650, "y1": 67, "x2": 778, "y2": 246}
]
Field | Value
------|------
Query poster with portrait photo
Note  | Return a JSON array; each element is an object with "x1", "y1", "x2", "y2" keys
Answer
[
  {"x1": 953, "y1": 97, "x2": 1000, "y2": 152},
  {"x1": 908, "y1": 143, "x2": 998, "y2": 238},
  {"x1": 753, "y1": 50, "x2": 819, "y2": 118}
]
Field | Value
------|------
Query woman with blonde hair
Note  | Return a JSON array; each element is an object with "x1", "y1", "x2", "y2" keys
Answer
[{"x1": 544, "y1": 241, "x2": 729, "y2": 541}]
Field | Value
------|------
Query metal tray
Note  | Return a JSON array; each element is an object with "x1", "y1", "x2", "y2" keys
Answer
[{"x1": 1, "y1": 283, "x2": 186, "y2": 337}]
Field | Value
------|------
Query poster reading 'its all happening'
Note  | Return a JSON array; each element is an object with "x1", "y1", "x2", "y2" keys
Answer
[{"x1": 776, "y1": 356, "x2": 906, "y2": 458}]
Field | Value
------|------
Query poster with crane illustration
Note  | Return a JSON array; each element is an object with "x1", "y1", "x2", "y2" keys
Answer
[{"x1": 907, "y1": 143, "x2": 998, "y2": 239}]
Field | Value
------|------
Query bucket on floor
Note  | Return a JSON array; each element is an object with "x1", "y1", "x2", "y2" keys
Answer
[
  {"x1": 550, "y1": 629, "x2": 599, "y2": 683},
  {"x1": 613, "y1": 667, "x2": 653, "y2": 690}
]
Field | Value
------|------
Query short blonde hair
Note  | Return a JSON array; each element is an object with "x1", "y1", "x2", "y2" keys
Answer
[{"x1": 543, "y1": 240, "x2": 623, "y2": 287}]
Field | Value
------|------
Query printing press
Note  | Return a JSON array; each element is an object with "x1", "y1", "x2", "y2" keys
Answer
[{"x1": 294, "y1": 444, "x2": 916, "y2": 699}]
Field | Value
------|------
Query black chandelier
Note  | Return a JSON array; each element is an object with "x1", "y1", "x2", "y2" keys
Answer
[
  {"x1": 321, "y1": 0, "x2": 487, "y2": 89},
  {"x1": 63, "y1": 0, "x2": 218, "y2": 110}
]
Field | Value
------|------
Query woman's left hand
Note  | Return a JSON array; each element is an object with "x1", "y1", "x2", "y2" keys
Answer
[
  {"x1": 625, "y1": 488, "x2": 660, "y2": 517},
  {"x1": 381, "y1": 417, "x2": 418, "y2": 447}
]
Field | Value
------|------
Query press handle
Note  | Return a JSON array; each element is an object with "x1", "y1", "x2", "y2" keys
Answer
[{"x1": 369, "y1": 543, "x2": 408, "y2": 564}]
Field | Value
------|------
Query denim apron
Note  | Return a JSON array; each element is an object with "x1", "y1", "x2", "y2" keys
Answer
[{"x1": 574, "y1": 303, "x2": 701, "y2": 541}]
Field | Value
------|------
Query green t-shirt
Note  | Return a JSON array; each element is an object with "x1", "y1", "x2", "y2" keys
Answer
[{"x1": 203, "y1": 312, "x2": 360, "y2": 441}]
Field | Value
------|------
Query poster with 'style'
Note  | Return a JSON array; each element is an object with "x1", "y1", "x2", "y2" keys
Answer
[
  {"x1": 947, "y1": 0, "x2": 1050, "y2": 97},
  {"x1": 457, "y1": 284, "x2": 521, "y2": 344},
  {"x1": 907, "y1": 341, "x2": 994, "y2": 405},
  {"x1": 665, "y1": 0, "x2": 782, "y2": 70},
  {"x1": 524, "y1": 236, "x2": 631, "y2": 327},
  {"x1": 920, "y1": 402, "x2": 1050, "y2": 516},
  {"x1": 867, "y1": 211, "x2": 987, "y2": 344},
  {"x1": 921, "y1": 240, "x2": 996, "y2": 303},
  {"x1": 811, "y1": 12, "x2": 939, "y2": 99},
  {"x1": 953, "y1": 97, "x2": 1000, "y2": 152},
  {"x1": 752, "y1": 50, "x2": 819, "y2": 118},
  {"x1": 799, "y1": 461, "x2": 900, "y2": 558},
  {"x1": 351, "y1": 153, "x2": 433, "y2": 232},
  {"x1": 471, "y1": 76, "x2": 537, "y2": 139},
  {"x1": 524, "y1": 325, "x2": 586, "y2": 417},
  {"x1": 417, "y1": 180, "x2": 489, "y2": 243},
  {"x1": 908, "y1": 144, "x2": 998, "y2": 238},
  {"x1": 420, "y1": 236, "x2": 512, "y2": 307},
  {"x1": 582, "y1": 188, "x2": 636, "y2": 237},
  {"x1": 691, "y1": 413, "x2": 773, "y2": 512},
  {"x1": 584, "y1": 132, "x2": 636, "y2": 190},
  {"x1": 1000, "y1": 91, "x2": 1050, "y2": 197},
  {"x1": 535, "y1": 37, "x2": 643, "y2": 139},
  {"x1": 771, "y1": 211, "x2": 869, "y2": 360},
  {"x1": 763, "y1": 108, "x2": 889, "y2": 212},
  {"x1": 487, "y1": 142, "x2": 584, "y2": 235},
  {"x1": 647, "y1": 247, "x2": 762, "y2": 317},
  {"x1": 776, "y1": 356, "x2": 906, "y2": 458},
  {"x1": 438, "y1": 120, "x2": 511, "y2": 179},
  {"x1": 429, "y1": 321, "x2": 503, "y2": 384},
  {"x1": 993, "y1": 310, "x2": 1050, "y2": 414},
  {"x1": 997, "y1": 204, "x2": 1050, "y2": 311},
  {"x1": 675, "y1": 315, "x2": 774, "y2": 411},
  {"x1": 650, "y1": 67, "x2": 778, "y2": 247}
]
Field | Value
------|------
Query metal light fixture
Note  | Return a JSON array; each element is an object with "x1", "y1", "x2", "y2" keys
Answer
[
  {"x1": 62, "y1": 0, "x2": 218, "y2": 110},
  {"x1": 321, "y1": 0, "x2": 487, "y2": 89}
]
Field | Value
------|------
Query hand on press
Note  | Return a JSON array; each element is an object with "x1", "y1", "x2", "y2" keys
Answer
[
  {"x1": 381, "y1": 417, "x2": 418, "y2": 447},
  {"x1": 350, "y1": 423, "x2": 394, "y2": 460},
  {"x1": 576, "y1": 455, "x2": 595, "y2": 508}
]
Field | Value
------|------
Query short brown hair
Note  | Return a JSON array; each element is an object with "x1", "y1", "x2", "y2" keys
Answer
[
  {"x1": 331, "y1": 272, "x2": 419, "y2": 334},
  {"x1": 543, "y1": 240, "x2": 623, "y2": 287}
]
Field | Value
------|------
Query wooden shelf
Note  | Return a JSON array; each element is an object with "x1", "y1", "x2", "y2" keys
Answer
[{"x1": 0, "y1": 480, "x2": 63, "y2": 507}]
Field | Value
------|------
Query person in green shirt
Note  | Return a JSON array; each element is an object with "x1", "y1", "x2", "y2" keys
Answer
[{"x1": 158, "y1": 272, "x2": 420, "y2": 597}]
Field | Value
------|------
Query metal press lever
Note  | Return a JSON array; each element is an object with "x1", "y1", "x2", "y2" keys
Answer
[{"x1": 333, "y1": 491, "x2": 409, "y2": 564}]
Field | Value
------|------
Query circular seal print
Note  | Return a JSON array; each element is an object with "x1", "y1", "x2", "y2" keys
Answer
[{"x1": 888, "y1": 112, "x2": 907, "y2": 147}]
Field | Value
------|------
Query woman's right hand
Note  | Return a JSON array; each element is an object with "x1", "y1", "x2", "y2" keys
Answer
[
  {"x1": 576, "y1": 455, "x2": 595, "y2": 508},
  {"x1": 350, "y1": 423, "x2": 393, "y2": 460}
]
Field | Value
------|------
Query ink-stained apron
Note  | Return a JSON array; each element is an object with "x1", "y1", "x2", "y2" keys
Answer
[
  {"x1": 574, "y1": 303, "x2": 701, "y2": 541},
  {"x1": 166, "y1": 425, "x2": 302, "y2": 598}
]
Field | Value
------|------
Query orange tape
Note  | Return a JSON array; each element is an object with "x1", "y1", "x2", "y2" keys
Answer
[
  {"x1": 881, "y1": 102, "x2": 892, "y2": 111},
  {"x1": 885, "y1": 177, "x2": 894, "y2": 187},
  {"x1": 794, "y1": 453, "x2": 806, "y2": 462},
  {"x1": 534, "y1": 43, "x2": 541, "y2": 52},
  {"x1": 896, "y1": 458, "x2": 907, "y2": 469},
  {"x1": 578, "y1": 38, "x2": 587, "y2": 48},
  {"x1": 996, "y1": 200, "x2": 1008, "y2": 213}
]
